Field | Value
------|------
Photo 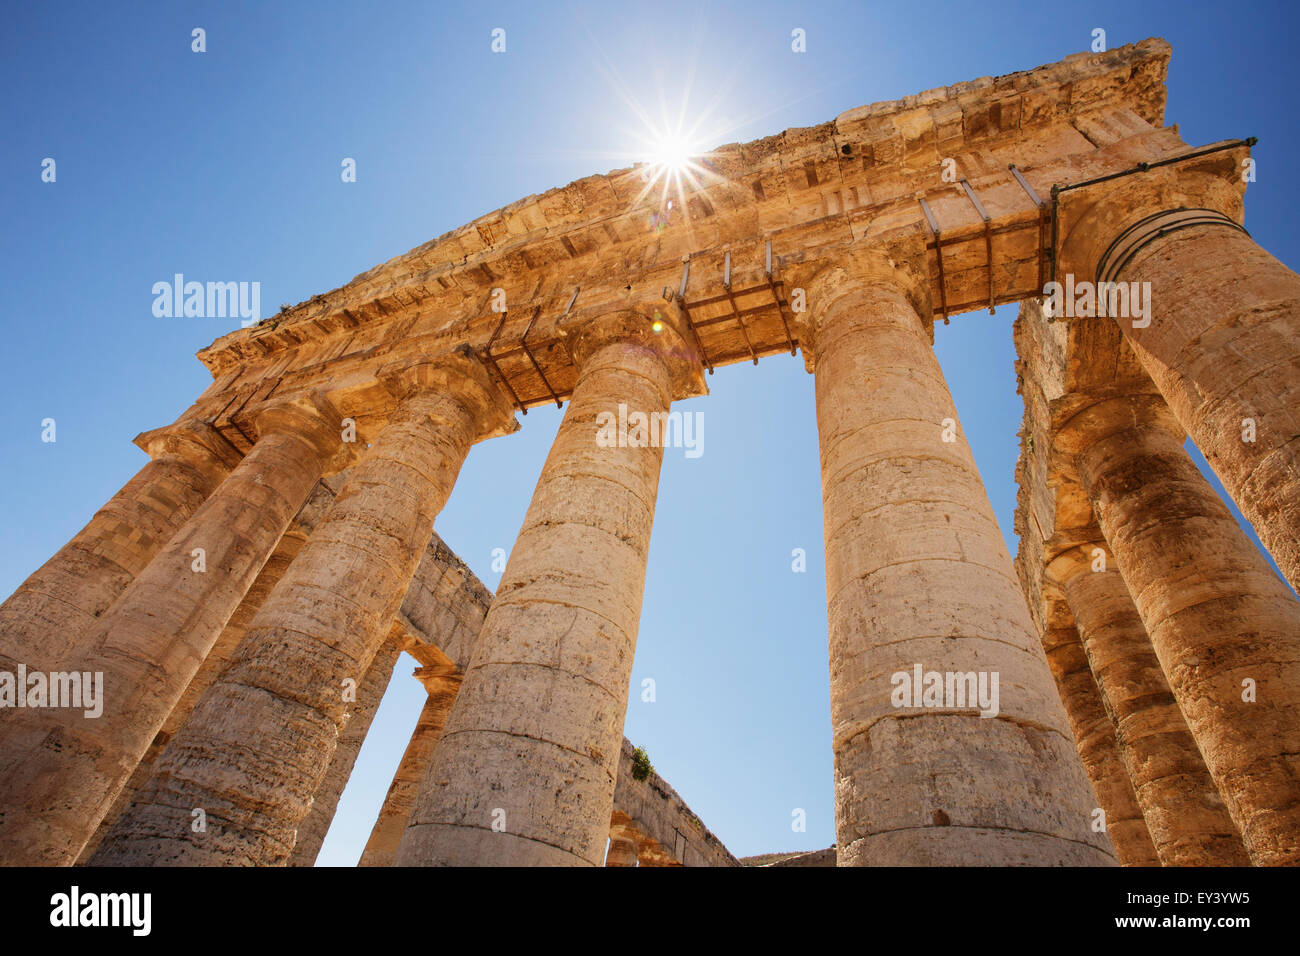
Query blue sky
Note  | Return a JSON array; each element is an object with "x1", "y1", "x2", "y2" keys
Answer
[{"x1": 2, "y1": 1, "x2": 1297, "y2": 863}]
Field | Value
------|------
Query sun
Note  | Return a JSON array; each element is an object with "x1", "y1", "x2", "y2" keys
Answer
[
  {"x1": 634, "y1": 123, "x2": 712, "y2": 218},
  {"x1": 647, "y1": 132, "x2": 696, "y2": 174}
]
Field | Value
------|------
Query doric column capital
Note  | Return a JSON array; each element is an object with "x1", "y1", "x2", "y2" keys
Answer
[
  {"x1": 1055, "y1": 161, "x2": 1247, "y2": 283},
  {"x1": 1052, "y1": 391, "x2": 1184, "y2": 460},
  {"x1": 378, "y1": 346, "x2": 519, "y2": 442},
  {"x1": 132, "y1": 418, "x2": 243, "y2": 478},
  {"x1": 794, "y1": 234, "x2": 933, "y2": 370},
  {"x1": 557, "y1": 304, "x2": 708, "y2": 401},
  {"x1": 1044, "y1": 540, "x2": 1110, "y2": 587},
  {"x1": 249, "y1": 390, "x2": 357, "y2": 474}
]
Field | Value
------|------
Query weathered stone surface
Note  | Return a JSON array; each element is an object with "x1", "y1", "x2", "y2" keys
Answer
[
  {"x1": 0, "y1": 420, "x2": 239, "y2": 678},
  {"x1": 1014, "y1": 296, "x2": 1300, "y2": 867},
  {"x1": 287, "y1": 633, "x2": 400, "y2": 866},
  {"x1": 75, "y1": 481, "x2": 336, "y2": 863},
  {"x1": 805, "y1": 249, "x2": 1113, "y2": 866},
  {"x1": 1075, "y1": 408, "x2": 1300, "y2": 866},
  {"x1": 397, "y1": 316, "x2": 689, "y2": 867},
  {"x1": 1038, "y1": 617, "x2": 1159, "y2": 867},
  {"x1": 1058, "y1": 169, "x2": 1300, "y2": 594},
  {"x1": 3, "y1": 38, "x2": 1294, "y2": 869},
  {"x1": 608, "y1": 738, "x2": 738, "y2": 868},
  {"x1": 89, "y1": 354, "x2": 515, "y2": 866},
  {"x1": 742, "y1": 847, "x2": 837, "y2": 867},
  {"x1": 1050, "y1": 545, "x2": 1249, "y2": 866},
  {"x1": 0, "y1": 395, "x2": 346, "y2": 865},
  {"x1": 604, "y1": 835, "x2": 639, "y2": 867}
]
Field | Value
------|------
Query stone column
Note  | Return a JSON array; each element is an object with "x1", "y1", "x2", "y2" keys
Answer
[
  {"x1": 1039, "y1": 614, "x2": 1159, "y2": 867},
  {"x1": 1048, "y1": 544, "x2": 1249, "y2": 866},
  {"x1": 359, "y1": 664, "x2": 462, "y2": 867},
  {"x1": 1060, "y1": 170, "x2": 1300, "y2": 592},
  {"x1": 396, "y1": 308, "x2": 704, "y2": 867},
  {"x1": 605, "y1": 834, "x2": 639, "y2": 867},
  {"x1": 805, "y1": 245, "x2": 1113, "y2": 866},
  {"x1": 0, "y1": 419, "x2": 239, "y2": 676},
  {"x1": 75, "y1": 483, "x2": 334, "y2": 863},
  {"x1": 1068, "y1": 394, "x2": 1300, "y2": 865},
  {"x1": 0, "y1": 394, "x2": 347, "y2": 865},
  {"x1": 287, "y1": 631, "x2": 401, "y2": 867},
  {"x1": 90, "y1": 350, "x2": 516, "y2": 866}
]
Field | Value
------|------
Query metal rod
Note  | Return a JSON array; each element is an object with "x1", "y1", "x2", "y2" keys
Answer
[
  {"x1": 959, "y1": 180, "x2": 996, "y2": 314},
  {"x1": 1049, "y1": 184, "x2": 1061, "y2": 304},
  {"x1": 520, "y1": 305, "x2": 561, "y2": 407},
  {"x1": 1047, "y1": 137, "x2": 1255, "y2": 294},
  {"x1": 918, "y1": 196, "x2": 942, "y2": 236},
  {"x1": 918, "y1": 197, "x2": 950, "y2": 324},
  {"x1": 675, "y1": 298, "x2": 713, "y2": 374},
  {"x1": 724, "y1": 285, "x2": 759, "y2": 364},
  {"x1": 959, "y1": 179, "x2": 991, "y2": 222},
  {"x1": 1008, "y1": 164, "x2": 1044, "y2": 207},
  {"x1": 694, "y1": 300, "x2": 795, "y2": 326},
  {"x1": 1056, "y1": 138, "x2": 1255, "y2": 196},
  {"x1": 942, "y1": 290, "x2": 1041, "y2": 314},
  {"x1": 1037, "y1": 194, "x2": 1049, "y2": 293},
  {"x1": 708, "y1": 342, "x2": 799, "y2": 365},
  {"x1": 481, "y1": 313, "x2": 525, "y2": 414},
  {"x1": 767, "y1": 276, "x2": 795, "y2": 353},
  {"x1": 925, "y1": 219, "x2": 1040, "y2": 251},
  {"x1": 683, "y1": 283, "x2": 790, "y2": 310}
]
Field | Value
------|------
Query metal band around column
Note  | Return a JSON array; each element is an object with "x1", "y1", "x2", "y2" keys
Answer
[{"x1": 1096, "y1": 207, "x2": 1249, "y2": 285}]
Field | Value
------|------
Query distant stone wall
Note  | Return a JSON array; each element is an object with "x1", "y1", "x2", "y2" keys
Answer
[{"x1": 611, "y1": 738, "x2": 739, "y2": 867}]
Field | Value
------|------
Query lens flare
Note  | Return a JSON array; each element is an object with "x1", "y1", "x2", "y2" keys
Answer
[{"x1": 648, "y1": 133, "x2": 695, "y2": 174}]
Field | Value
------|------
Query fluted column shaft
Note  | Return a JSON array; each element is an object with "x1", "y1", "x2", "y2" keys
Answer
[
  {"x1": 1076, "y1": 416, "x2": 1300, "y2": 865},
  {"x1": 359, "y1": 667, "x2": 461, "y2": 867},
  {"x1": 398, "y1": 323, "x2": 677, "y2": 867},
  {"x1": 90, "y1": 354, "x2": 513, "y2": 866},
  {"x1": 0, "y1": 399, "x2": 341, "y2": 865},
  {"x1": 1054, "y1": 549, "x2": 1249, "y2": 865},
  {"x1": 0, "y1": 420, "x2": 238, "y2": 676},
  {"x1": 1040, "y1": 622, "x2": 1159, "y2": 866},
  {"x1": 808, "y1": 253, "x2": 1114, "y2": 866}
]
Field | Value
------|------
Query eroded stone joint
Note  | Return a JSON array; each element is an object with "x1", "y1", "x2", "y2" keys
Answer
[
  {"x1": 378, "y1": 345, "x2": 520, "y2": 443},
  {"x1": 1056, "y1": 166, "x2": 1245, "y2": 281},
  {"x1": 1096, "y1": 207, "x2": 1249, "y2": 285},
  {"x1": 796, "y1": 236, "x2": 934, "y2": 368},
  {"x1": 558, "y1": 305, "x2": 707, "y2": 401},
  {"x1": 1052, "y1": 392, "x2": 1184, "y2": 461},
  {"x1": 250, "y1": 390, "x2": 356, "y2": 475},
  {"x1": 133, "y1": 418, "x2": 244, "y2": 483}
]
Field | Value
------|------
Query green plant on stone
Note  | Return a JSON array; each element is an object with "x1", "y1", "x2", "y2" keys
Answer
[{"x1": 631, "y1": 746, "x2": 652, "y2": 782}]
